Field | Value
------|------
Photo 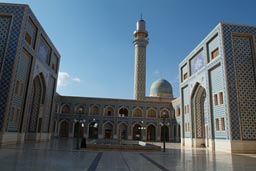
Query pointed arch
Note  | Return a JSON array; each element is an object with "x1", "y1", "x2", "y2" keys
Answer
[
  {"x1": 103, "y1": 121, "x2": 114, "y2": 139},
  {"x1": 27, "y1": 74, "x2": 46, "y2": 132},
  {"x1": 132, "y1": 122, "x2": 143, "y2": 140},
  {"x1": 160, "y1": 108, "x2": 170, "y2": 118},
  {"x1": 118, "y1": 106, "x2": 128, "y2": 117},
  {"x1": 190, "y1": 82, "x2": 202, "y2": 99},
  {"x1": 88, "y1": 120, "x2": 99, "y2": 139},
  {"x1": 117, "y1": 122, "x2": 128, "y2": 140},
  {"x1": 39, "y1": 73, "x2": 46, "y2": 104},
  {"x1": 59, "y1": 119, "x2": 69, "y2": 137},
  {"x1": 132, "y1": 107, "x2": 143, "y2": 117},
  {"x1": 146, "y1": 124, "x2": 156, "y2": 141},
  {"x1": 147, "y1": 108, "x2": 157, "y2": 118},
  {"x1": 90, "y1": 105, "x2": 99, "y2": 115},
  {"x1": 74, "y1": 104, "x2": 86, "y2": 114},
  {"x1": 104, "y1": 106, "x2": 114, "y2": 116},
  {"x1": 61, "y1": 104, "x2": 71, "y2": 114},
  {"x1": 191, "y1": 83, "x2": 207, "y2": 147}
]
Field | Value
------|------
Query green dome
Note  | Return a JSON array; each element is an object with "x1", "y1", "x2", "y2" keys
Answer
[{"x1": 150, "y1": 79, "x2": 173, "y2": 97}]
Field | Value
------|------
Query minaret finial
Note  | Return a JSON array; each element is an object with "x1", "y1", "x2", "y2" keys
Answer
[{"x1": 140, "y1": 13, "x2": 143, "y2": 20}]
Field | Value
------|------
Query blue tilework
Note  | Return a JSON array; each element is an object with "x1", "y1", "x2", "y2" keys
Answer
[
  {"x1": 209, "y1": 66, "x2": 227, "y2": 139},
  {"x1": 45, "y1": 76, "x2": 56, "y2": 132},
  {"x1": 232, "y1": 35, "x2": 256, "y2": 140},
  {"x1": 179, "y1": 24, "x2": 232, "y2": 141},
  {"x1": 0, "y1": 16, "x2": 11, "y2": 72},
  {"x1": 206, "y1": 34, "x2": 219, "y2": 62},
  {"x1": 0, "y1": 5, "x2": 25, "y2": 130},
  {"x1": 193, "y1": 86, "x2": 206, "y2": 138},
  {"x1": 182, "y1": 86, "x2": 190, "y2": 138},
  {"x1": 7, "y1": 50, "x2": 32, "y2": 132},
  {"x1": 222, "y1": 23, "x2": 256, "y2": 140}
]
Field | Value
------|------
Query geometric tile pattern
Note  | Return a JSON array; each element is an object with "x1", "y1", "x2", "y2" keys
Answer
[
  {"x1": 7, "y1": 50, "x2": 32, "y2": 132},
  {"x1": 0, "y1": 16, "x2": 11, "y2": 72},
  {"x1": 28, "y1": 76, "x2": 42, "y2": 132},
  {"x1": 45, "y1": 76, "x2": 56, "y2": 132},
  {"x1": 182, "y1": 86, "x2": 190, "y2": 138},
  {"x1": 134, "y1": 46, "x2": 146, "y2": 100},
  {"x1": 232, "y1": 35, "x2": 256, "y2": 140},
  {"x1": 209, "y1": 65, "x2": 227, "y2": 139},
  {"x1": 222, "y1": 23, "x2": 256, "y2": 140},
  {"x1": 0, "y1": 5, "x2": 25, "y2": 130},
  {"x1": 193, "y1": 86, "x2": 206, "y2": 138}
]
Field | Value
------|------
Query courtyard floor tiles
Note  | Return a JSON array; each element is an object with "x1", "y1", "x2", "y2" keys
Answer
[{"x1": 0, "y1": 139, "x2": 256, "y2": 171}]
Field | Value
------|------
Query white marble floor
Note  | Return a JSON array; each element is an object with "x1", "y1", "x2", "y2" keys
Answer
[{"x1": 0, "y1": 139, "x2": 256, "y2": 171}]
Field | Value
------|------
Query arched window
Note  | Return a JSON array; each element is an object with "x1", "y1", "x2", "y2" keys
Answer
[
  {"x1": 104, "y1": 106, "x2": 114, "y2": 116},
  {"x1": 147, "y1": 108, "x2": 156, "y2": 118},
  {"x1": 133, "y1": 108, "x2": 143, "y2": 117},
  {"x1": 75, "y1": 105, "x2": 85, "y2": 114},
  {"x1": 62, "y1": 104, "x2": 70, "y2": 114},
  {"x1": 119, "y1": 107, "x2": 128, "y2": 117},
  {"x1": 160, "y1": 109, "x2": 169, "y2": 118},
  {"x1": 90, "y1": 105, "x2": 99, "y2": 115},
  {"x1": 176, "y1": 107, "x2": 181, "y2": 117}
]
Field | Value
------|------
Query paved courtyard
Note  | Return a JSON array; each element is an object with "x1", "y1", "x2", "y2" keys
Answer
[{"x1": 0, "y1": 139, "x2": 256, "y2": 171}]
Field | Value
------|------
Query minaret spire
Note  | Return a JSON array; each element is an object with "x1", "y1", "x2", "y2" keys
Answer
[{"x1": 133, "y1": 18, "x2": 148, "y2": 100}]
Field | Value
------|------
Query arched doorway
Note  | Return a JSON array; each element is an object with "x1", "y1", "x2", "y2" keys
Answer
[
  {"x1": 59, "y1": 121, "x2": 69, "y2": 137},
  {"x1": 147, "y1": 124, "x2": 156, "y2": 141},
  {"x1": 191, "y1": 84, "x2": 207, "y2": 147},
  {"x1": 161, "y1": 125, "x2": 169, "y2": 141},
  {"x1": 28, "y1": 75, "x2": 45, "y2": 133},
  {"x1": 133, "y1": 124, "x2": 142, "y2": 140},
  {"x1": 103, "y1": 122, "x2": 113, "y2": 139},
  {"x1": 74, "y1": 122, "x2": 84, "y2": 138},
  {"x1": 88, "y1": 122, "x2": 98, "y2": 139},
  {"x1": 118, "y1": 123, "x2": 128, "y2": 140}
]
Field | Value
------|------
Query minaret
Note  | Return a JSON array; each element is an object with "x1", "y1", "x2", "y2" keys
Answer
[{"x1": 133, "y1": 18, "x2": 148, "y2": 100}]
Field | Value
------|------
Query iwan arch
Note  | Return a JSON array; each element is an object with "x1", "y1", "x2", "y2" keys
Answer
[{"x1": 180, "y1": 23, "x2": 256, "y2": 153}]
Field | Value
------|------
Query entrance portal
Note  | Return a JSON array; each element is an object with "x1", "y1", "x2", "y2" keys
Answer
[
  {"x1": 28, "y1": 75, "x2": 45, "y2": 133},
  {"x1": 191, "y1": 84, "x2": 207, "y2": 147}
]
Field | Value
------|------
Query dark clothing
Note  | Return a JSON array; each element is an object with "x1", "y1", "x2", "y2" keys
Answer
[{"x1": 81, "y1": 138, "x2": 87, "y2": 148}]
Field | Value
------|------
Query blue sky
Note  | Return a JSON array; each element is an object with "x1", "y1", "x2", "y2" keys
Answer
[{"x1": 4, "y1": 0, "x2": 256, "y2": 99}]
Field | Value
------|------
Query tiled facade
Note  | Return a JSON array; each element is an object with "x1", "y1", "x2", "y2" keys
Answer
[
  {"x1": 1, "y1": 3, "x2": 255, "y2": 153},
  {"x1": 0, "y1": 3, "x2": 60, "y2": 145},
  {"x1": 53, "y1": 95, "x2": 181, "y2": 142},
  {"x1": 179, "y1": 23, "x2": 256, "y2": 153}
]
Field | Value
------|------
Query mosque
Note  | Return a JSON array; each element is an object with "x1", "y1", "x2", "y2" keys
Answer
[
  {"x1": 53, "y1": 19, "x2": 181, "y2": 143},
  {"x1": 0, "y1": 3, "x2": 255, "y2": 153}
]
